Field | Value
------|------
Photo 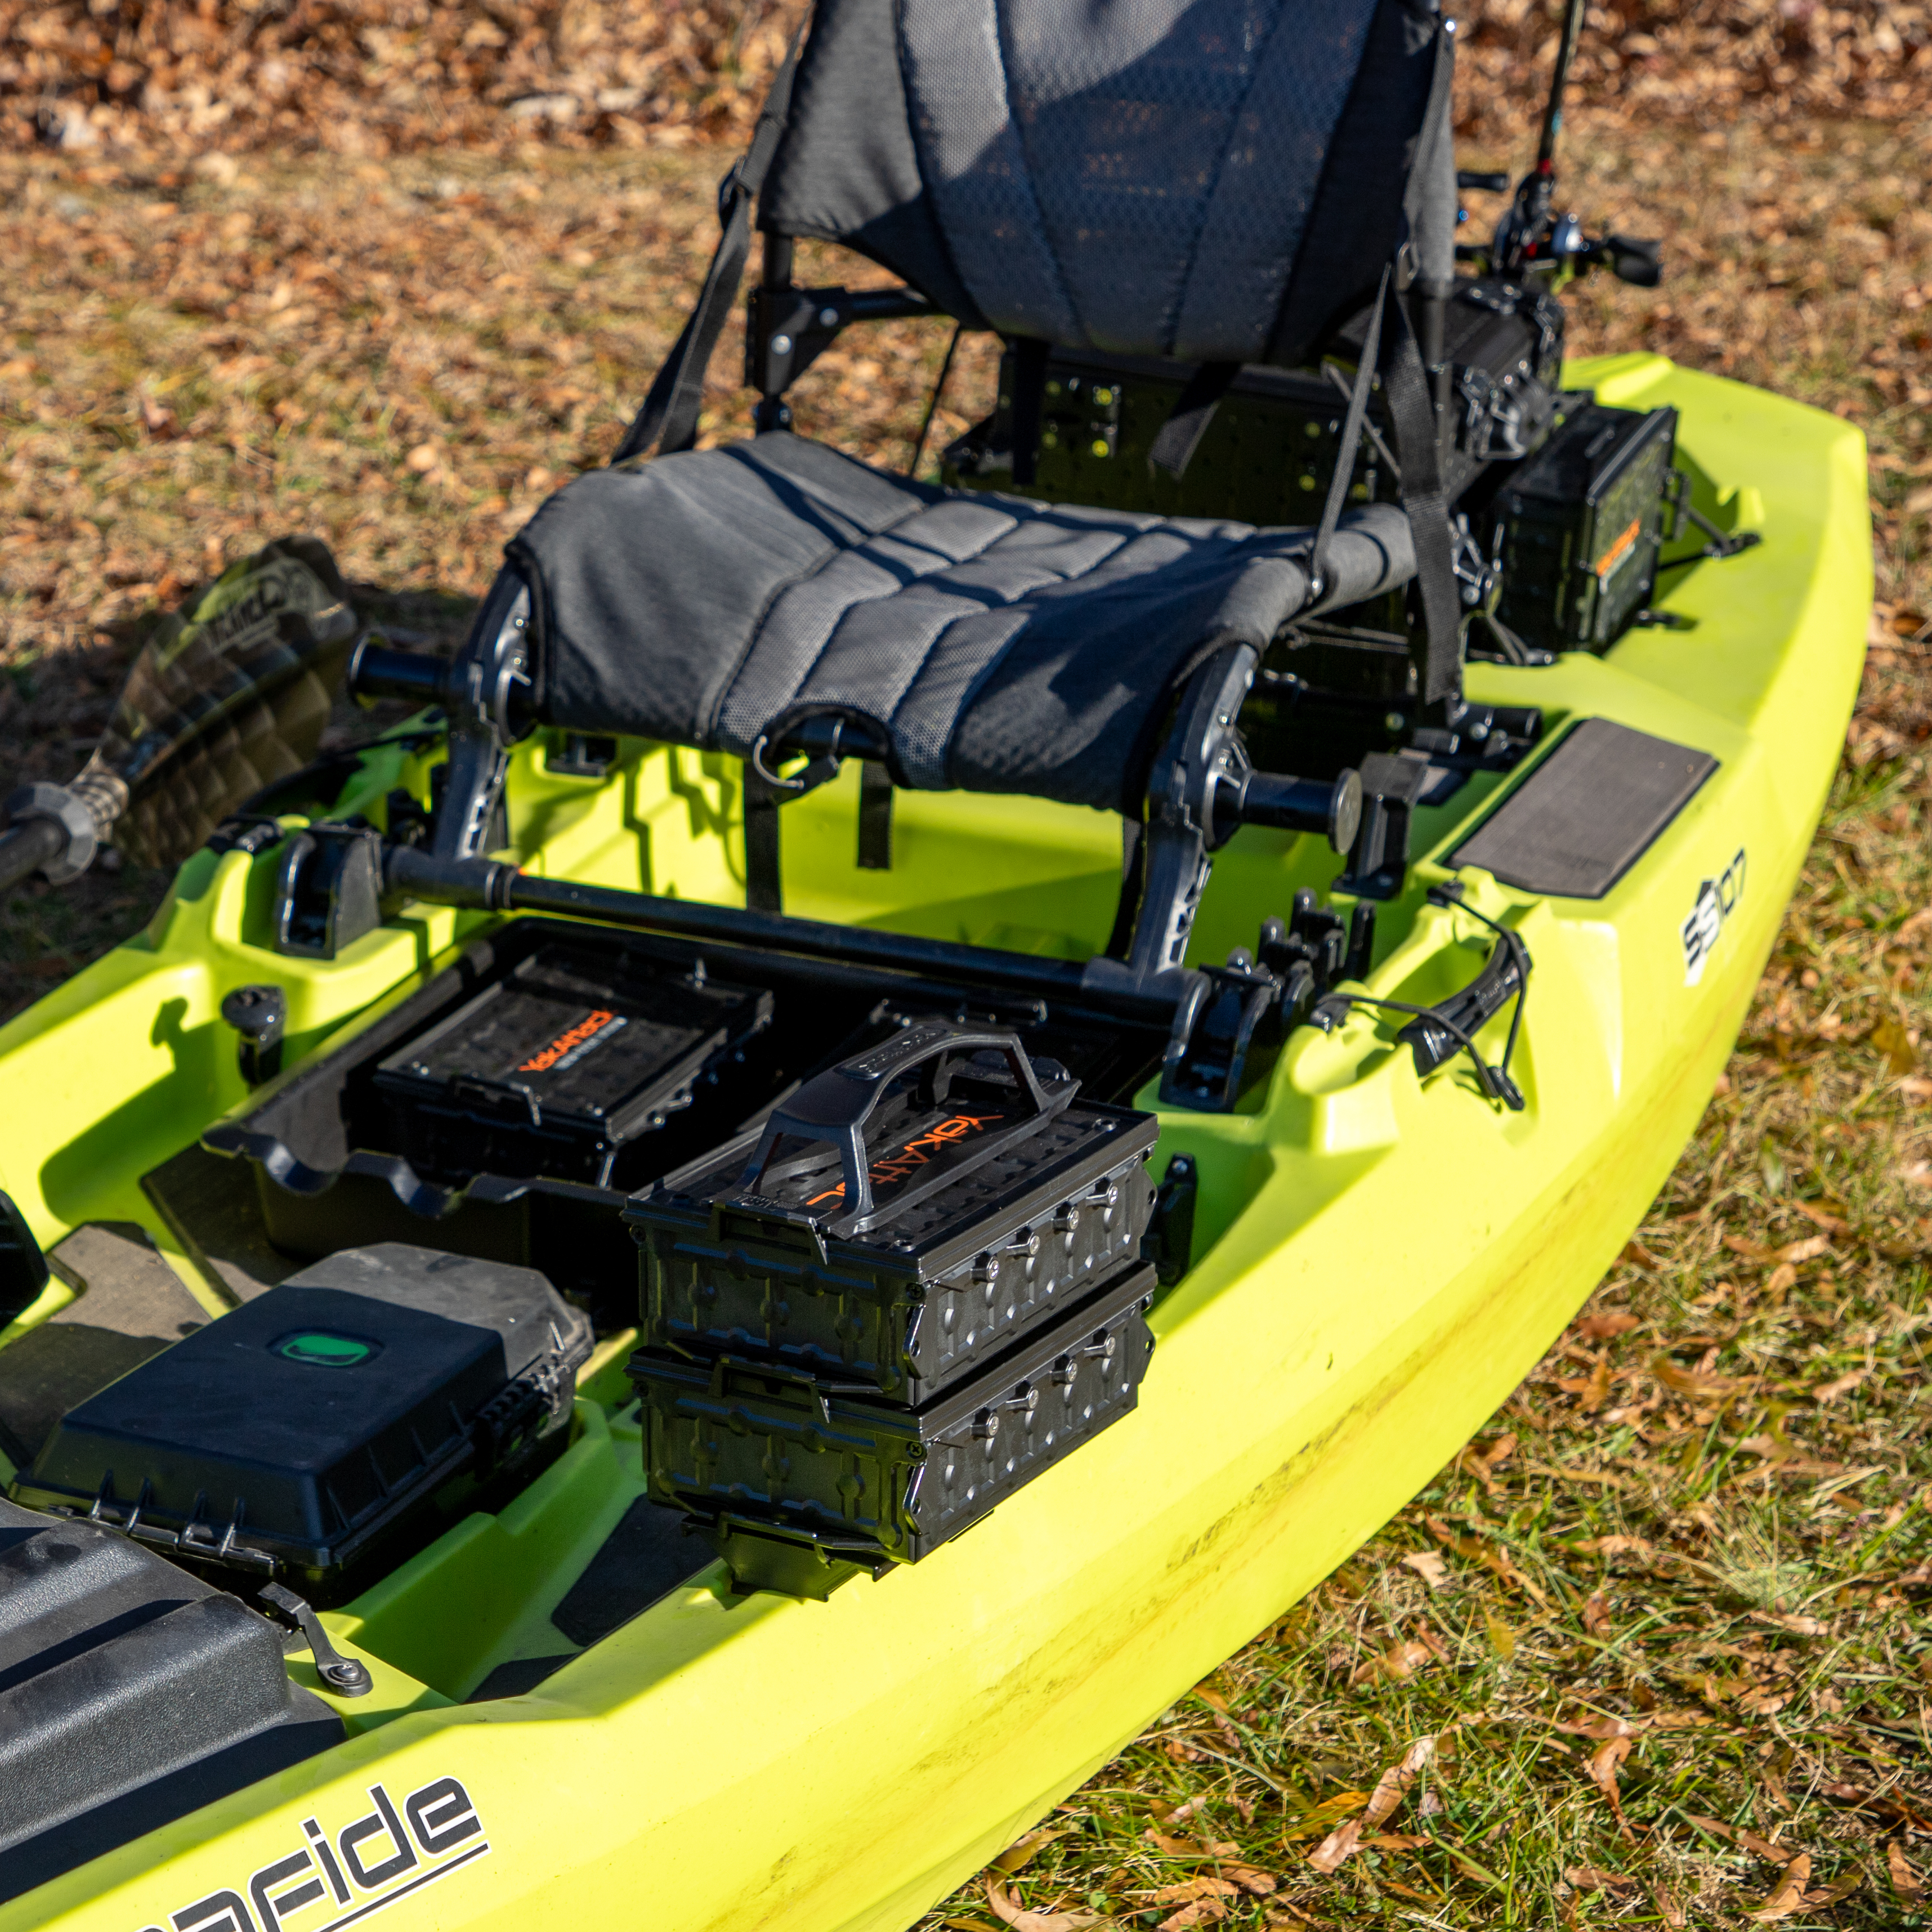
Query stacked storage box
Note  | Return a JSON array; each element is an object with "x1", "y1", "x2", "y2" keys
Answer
[{"x1": 625, "y1": 1020, "x2": 1161, "y2": 1596}]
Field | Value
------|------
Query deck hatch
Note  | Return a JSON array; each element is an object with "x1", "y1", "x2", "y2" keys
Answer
[{"x1": 1448, "y1": 717, "x2": 1717, "y2": 900}]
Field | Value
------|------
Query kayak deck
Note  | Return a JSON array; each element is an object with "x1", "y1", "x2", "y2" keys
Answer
[{"x1": 0, "y1": 355, "x2": 1870, "y2": 1932}]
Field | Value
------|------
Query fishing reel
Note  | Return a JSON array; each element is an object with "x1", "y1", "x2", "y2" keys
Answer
[{"x1": 1466, "y1": 168, "x2": 1662, "y2": 291}]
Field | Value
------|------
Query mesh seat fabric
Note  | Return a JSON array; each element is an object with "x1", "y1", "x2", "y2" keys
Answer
[
  {"x1": 761, "y1": 0, "x2": 1454, "y2": 369},
  {"x1": 513, "y1": 436, "x2": 1412, "y2": 816}
]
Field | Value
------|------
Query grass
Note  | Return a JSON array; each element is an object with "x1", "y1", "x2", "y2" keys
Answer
[{"x1": 0, "y1": 97, "x2": 1926, "y2": 1930}]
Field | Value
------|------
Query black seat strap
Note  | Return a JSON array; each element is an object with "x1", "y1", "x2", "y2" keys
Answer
[
  {"x1": 1147, "y1": 360, "x2": 1240, "y2": 480},
  {"x1": 1380, "y1": 293, "x2": 1463, "y2": 711},
  {"x1": 611, "y1": 35, "x2": 803, "y2": 465},
  {"x1": 1008, "y1": 338, "x2": 1052, "y2": 488},
  {"x1": 1307, "y1": 266, "x2": 1391, "y2": 605}
]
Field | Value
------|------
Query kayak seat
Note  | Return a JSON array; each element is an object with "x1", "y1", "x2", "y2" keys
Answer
[
  {"x1": 381, "y1": 0, "x2": 1459, "y2": 990},
  {"x1": 476, "y1": 0, "x2": 1455, "y2": 820},
  {"x1": 508, "y1": 432, "x2": 1415, "y2": 818}
]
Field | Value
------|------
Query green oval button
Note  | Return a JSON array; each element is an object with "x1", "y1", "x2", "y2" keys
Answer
[{"x1": 274, "y1": 1331, "x2": 376, "y2": 1368}]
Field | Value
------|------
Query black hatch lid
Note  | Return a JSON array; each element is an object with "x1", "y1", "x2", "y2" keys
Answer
[
  {"x1": 0, "y1": 1499, "x2": 340, "y2": 1900},
  {"x1": 373, "y1": 941, "x2": 772, "y2": 1141},
  {"x1": 19, "y1": 1245, "x2": 590, "y2": 1560}
]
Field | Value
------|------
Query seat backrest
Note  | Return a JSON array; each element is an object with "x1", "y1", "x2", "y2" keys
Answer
[{"x1": 761, "y1": 0, "x2": 1456, "y2": 369}]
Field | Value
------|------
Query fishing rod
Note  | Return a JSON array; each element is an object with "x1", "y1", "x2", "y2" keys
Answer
[{"x1": 1491, "y1": 0, "x2": 1661, "y2": 288}]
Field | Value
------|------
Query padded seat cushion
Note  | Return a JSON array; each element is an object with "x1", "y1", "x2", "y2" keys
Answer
[{"x1": 512, "y1": 433, "x2": 1413, "y2": 815}]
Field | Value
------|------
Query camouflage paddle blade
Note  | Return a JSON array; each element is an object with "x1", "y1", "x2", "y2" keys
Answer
[{"x1": 102, "y1": 536, "x2": 358, "y2": 869}]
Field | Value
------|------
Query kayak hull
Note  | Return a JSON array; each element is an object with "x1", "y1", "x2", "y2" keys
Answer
[{"x1": 0, "y1": 356, "x2": 1869, "y2": 1931}]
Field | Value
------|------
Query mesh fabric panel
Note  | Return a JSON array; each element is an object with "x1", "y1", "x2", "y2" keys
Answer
[{"x1": 513, "y1": 436, "x2": 1415, "y2": 815}]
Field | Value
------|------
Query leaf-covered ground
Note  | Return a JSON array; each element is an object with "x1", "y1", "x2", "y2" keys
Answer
[{"x1": 0, "y1": 88, "x2": 1926, "y2": 1932}]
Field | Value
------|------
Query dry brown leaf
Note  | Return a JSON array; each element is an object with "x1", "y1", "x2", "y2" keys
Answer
[
  {"x1": 1347, "y1": 1640, "x2": 1432, "y2": 1687},
  {"x1": 1143, "y1": 1833, "x2": 1241, "y2": 1859},
  {"x1": 1650, "y1": 1353, "x2": 1750, "y2": 1398},
  {"x1": 1776, "y1": 1232, "x2": 1833, "y2": 1264},
  {"x1": 1618, "y1": 1241, "x2": 1660, "y2": 1271},
  {"x1": 1485, "y1": 1610, "x2": 1516, "y2": 1660},
  {"x1": 1147, "y1": 1880, "x2": 1240, "y2": 1905},
  {"x1": 1222, "y1": 1866, "x2": 1278, "y2": 1897},
  {"x1": 1554, "y1": 1713, "x2": 1639, "y2": 1742},
  {"x1": 1556, "y1": 1354, "x2": 1614, "y2": 1410},
  {"x1": 1581, "y1": 1589, "x2": 1612, "y2": 1635},
  {"x1": 1281, "y1": 1794, "x2": 1367, "y2": 1843},
  {"x1": 1747, "y1": 1853, "x2": 1813, "y2": 1921},
  {"x1": 1564, "y1": 1866, "x2": 1635, "y2": 1891},
  {"x1": 1586, "y1": 1736, "x2": 1635, "y2": 1839},
  {"x1": 985, "y1": 1881, "x2": 1100, "y2": 1932},
  {"x1": 1575, "y1": 1533, "x2": 1653, "y2": 1559},
  {"x1": 1157, "y1": 1899, "x2": 1226, "y2": 1932},
  {"x1": 1362, "y1": 1833, "x2": 1427, "y2": 1852},
  {"x1": 1801, "y1": 1876, "x2": 1862, "y2": 1907},
  {"x1": 1812, "y1": 1366, "x2": 1869, "y2": 1402},
  {"x1": 1577, "y1": 1309, "x2": 1642, "y2": 1338},
  {"x1": 1890, "y1": 1840, "x2": 1924, "y2": 1904},
  {"x1": 1304, "y1": 1818, "x2": 1362, "y2": 1875},
  {"x1": 1362, "y1": 1736, "x2": 1435, "y2": 1828},
  {"x1": 995, "y1": 1829, "x2": 1066, "y2": 1875},
  {"x1": 1401, "y1": 1549, "x2": 1448, "y2": 1590},
  {"x1": 1819, "y1": 1779, "x2": 1932, "y2": 1831},
  {"x1": 1791, "y1": 1201, "x2": 1852, "y2": 1234}
]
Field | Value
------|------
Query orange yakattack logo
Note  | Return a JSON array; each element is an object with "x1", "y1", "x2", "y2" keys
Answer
[
  {"x1": 517, "y1": 1008, "x2": 625, "y2": 1074},
  {"x1": 807, "y1": 1112, "x2": 1001, "y2": 1208}
]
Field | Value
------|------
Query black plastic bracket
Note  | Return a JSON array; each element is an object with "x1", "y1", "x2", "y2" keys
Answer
[
  {"x1": 746, "y1": 283, "x2": 933, "y2": 402},
  {"x1": 274, "y1": 825, "x2": 383, "y2": 959},
  {"x1": 220, "y1": 984, "x2": 287, "y2": 1085},
  {"x1": 259, "y1": 1582, "x2": 372, "y2": 1697},
  {"x1": 1336, "y1": 751, "x2": 1434, "y2": 899},
  {"x1": 1143, "y1": 1153, "x2": 1198, "y2": 1287}
]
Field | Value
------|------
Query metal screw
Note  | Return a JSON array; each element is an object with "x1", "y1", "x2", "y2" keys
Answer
[
  {"x1": 817, "y1": 306, "x2": 839, "y2": 328},
  {"x1": 1384, "y1": 711, "x2": 1405, "y2": 732},
  {"x1": 771, "y1": 333, "x2": 793, "y2": 356}
]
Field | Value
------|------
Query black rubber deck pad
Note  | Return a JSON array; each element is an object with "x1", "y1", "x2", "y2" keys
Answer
[{"x1": 1448, "y1": 717, "x2": 1718, "y2": 900}]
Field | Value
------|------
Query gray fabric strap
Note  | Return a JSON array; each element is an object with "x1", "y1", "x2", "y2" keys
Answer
[
  {"x1": 1307, "y1": 265, "x2": 1391, "y2": 605},
  {"x1": 611, "y1": 36, "x2": 802, "y2": 464}
]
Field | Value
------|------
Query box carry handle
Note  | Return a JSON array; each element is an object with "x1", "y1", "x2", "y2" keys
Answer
[{"x1": 732, "y1": 1020, "x2": 1072, "y2": 1231}]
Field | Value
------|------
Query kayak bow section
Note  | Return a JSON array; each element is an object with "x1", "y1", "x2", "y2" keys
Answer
[{"x1": 0, "y1": 359, "x2": 1869, "y2": 1932}]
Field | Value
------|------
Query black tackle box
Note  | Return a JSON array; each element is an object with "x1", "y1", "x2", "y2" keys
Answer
[
  {"x1": 13, "y1": 1243, "x2": 593, "y2": 1604},
  {"x1": 628, "y1": 1019, "x2": 1159, "y2": 1401},
  {"x1": 1491, "y1": 399, "x2": 1679, "y2": 655},
  {"x1": 632, "y1": 1260, "x2": 1156, "y2": 1596},
  {"x1": 373, "y1": 940, "x2": 772, "y2": 1189}
]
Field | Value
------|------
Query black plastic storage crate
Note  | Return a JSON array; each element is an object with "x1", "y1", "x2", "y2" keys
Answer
[
  {"x1": 188, "y1": 920, "x2": 1174, "y2": 1331},
  {"x1": 632, "y1": 1260, "x2": 1156, "y2": 1596},
  {"x1": 628, "y1": 1019, "x2": 1159, "y2": 1399},
  {"x1": 373, "y1": 941, "x2": 771, "y2": 1189},
  {"x1": 1491, "y1": 400, "x2": 1679, "y2": 654},
  {"x1": 14, "y1": 1244, "x2": 592, "y2": 1604}
]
